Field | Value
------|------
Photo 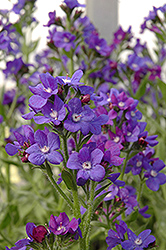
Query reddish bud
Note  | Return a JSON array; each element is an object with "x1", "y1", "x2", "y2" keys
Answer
[
  {"x1": 81, "y1": 94, "x2": 90, "y2": 103},
  {"x1": 32, "y1": 225, "x2": 48, "y2": 243}
]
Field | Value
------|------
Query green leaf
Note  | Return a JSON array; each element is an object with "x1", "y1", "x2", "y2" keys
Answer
[
  {"x1": 0, "y1": 212, "x2": 11, "y2": 230},
  {"x1": 13, "y1": 23, "x2": 23, "y2": 36},
  {"x1": 91, "y1": 221, "x2": 110, "y2": 229},
  {"x1": 48, "y1": 56, "x2": 61, "y2": 62},
  {"x1": 157, "y1": 78, "x2": 166, "y2": 101},
  {"x1": 61, "y1": 169, "x2": 77, "y2": 190},
  {"x1": 93, "y1": 192, "x2": 110, "y2": 211},
  {"x1": 94, "y1": 182, "x2": 112, "y2": 197},
  {"x1": 124, "y1": 209, "x2": 138, "y2": 223},
  {"x1": 134, "y1": 73, "x2": 150, "y2": 100}
]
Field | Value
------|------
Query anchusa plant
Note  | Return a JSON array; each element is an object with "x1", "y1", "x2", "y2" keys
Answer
[{"x1": 1, "y1": 0, "x2": 166, "y2": 250}]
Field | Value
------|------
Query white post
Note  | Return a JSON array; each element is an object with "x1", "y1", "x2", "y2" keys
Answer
[{"x1": 86, "y1": 0, "x2": 118, "y2": 43}]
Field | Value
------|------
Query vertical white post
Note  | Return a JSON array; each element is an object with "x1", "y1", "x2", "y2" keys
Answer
[{"x1": 86, "y1": 0, "x2": 118, "y2": 43}]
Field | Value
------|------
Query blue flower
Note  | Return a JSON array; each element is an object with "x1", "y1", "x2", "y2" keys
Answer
[
  {"x1": 26, "y1": 130, "x2": 63, "y2": 165},
  {"x1": 106, "y1": 221, "x2": 127, "y2": 249},
  {"x1": 121, "y1": 228, "x2": 156, "y2": 250},
  {"x1": 67, "y1": 147, "x2": 105, "y2": 186},
  {"x1": 64, "y1": 98, "x2": 108, "y2": 135},
  {"x1": 144, "y1": 159, "x2": 166, "y2": 191}
]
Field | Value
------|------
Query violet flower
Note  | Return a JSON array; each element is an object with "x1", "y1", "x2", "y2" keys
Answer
[
  {"x1": 121, "y1": 228, "x2": 156, "y2": 250},
  {"x1": 144, "y1": 159, "x2": 166, "y2": 191},
  {"x1": 64, "y1": 98, "x2": 108, "y2": 135},
  {"x1": 34, "y1": 95, "x2": 66, "y2": 125},
  {"x1": 57, "y1": 69, "x2": 84, "y2": 87},
  {"x1": 64, "y1": 0, "x2": 85, "y2": 9},
  {"x1": 5, "y1": 125, "x2": 35, "y2": 158},
  {"x1": 29, "y1": 72, "x2": 58, "y2": 109},
  {"x1": 53, "y1": 31, "x2": 76, "y2": 52},
  {"x1": 67, "y1": 147, "x2": 105, "y2": 186},
  {"x1": 26, "y1": 130, "x2": 63, "y2": 165},
  {"x1": 49, "y1": 212, "x2": 82, "y2": 239},
  {"x1": 106, "y1": 221, "x2": 127, "y2": 249}
]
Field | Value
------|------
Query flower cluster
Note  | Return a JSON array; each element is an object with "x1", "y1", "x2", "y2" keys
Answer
[{"x1": 1, "y1": 0, "x2": 166, "y2": 250}]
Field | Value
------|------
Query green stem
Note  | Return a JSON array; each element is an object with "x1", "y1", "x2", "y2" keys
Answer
[
  {"x1": 72, "y1": 188, "x2": 81, "y2": 219},
  {"x1": 62, "y1": 134, "x2": 69, "y2": 164},
  {"x1": 6, "y1": 164, "x2": 10, "y2": 203},
  {"x1": 120, "y1": 152, "x2": 129, "y2": 180},
  {"x1": 45, "y1": 161, "x2": 73, "y2": 210},
  {"x1": 83, "y1": 181, "x2": 96, "y2": 250},
  {"x1": 137, "y1": 177, "x2": 145, "y2": 203},
  {"x1": 6, "y1": 90, "x2": 19, "y2": 121}
]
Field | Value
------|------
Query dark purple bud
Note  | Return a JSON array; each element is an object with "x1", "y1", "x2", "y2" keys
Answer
[
  {"x1": 32, "y1": 225, "x2": 48, "y2": 243},
  {"x1": 138, "y1": 136, "x2": 148, "y2": 148},
  {"x1": 81, "y1": 94, "x2": 90, "y2": 103}
]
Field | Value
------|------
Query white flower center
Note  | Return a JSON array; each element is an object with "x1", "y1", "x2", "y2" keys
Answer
[
  {"x1": 135, "y1": 238, "x2": 142, "y2": 245},
  {"x1": 50, "y1": 109, "x2": 58, "y2": 119},
  {"x1": 41, "y1": 145, "x2": 50, "y2": 153},
  {"x1": 117, "y1": 34, "x2": 122, "y2": 40},
  {"x1": 72, "y1": 113, "x2": 81, "y2": 122},
  {"x1": 64, "y1": 37, "x2": 69, "y2": 43},
  {"x1": 127, "y1": 132, "x2": 132, "y2": 137},
  {"x1": 136, "y1": 161, "x2": 142, "y2": 167},
  {"x1": 118, "y1": 101, "x2": 125, "y2": 107},
  {"x1": 63, "y1": 78, "x2": 71, "y2": 84},
  {"x1": 131, "y1": 111, "x2": 136, "y2": 117},
  {"x1": 107, "y1": 97, "x2": 111, "y2": 102},
  {"x1": 57, "y1": 222, "x2": 66, "y2": 232},
  {"x1": 114, "y1": 136, "x2": 120, "y2": 143},
  {"x1": 82, "y1": 161, "x2": 91, "y2": 170},
  {"x1": 105, "y1": 193, "x2": 112, "y2": 199},
  {"x1": 132, "y1": 63, "x2": 138, "y2": 69},
  {"x1": 43, "y1": 87, "x2": 52, "y2": 93},
  {"x1": 150, "y1": 170, "x2": 158, "y2": 177},
  {"x1": 95, "y1": 45, "x2": 101, "y2": 51}
]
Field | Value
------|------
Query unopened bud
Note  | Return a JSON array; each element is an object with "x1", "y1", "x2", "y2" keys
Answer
[{"x1": 81, "y1": 94, "x2": 90, "y2": 103}]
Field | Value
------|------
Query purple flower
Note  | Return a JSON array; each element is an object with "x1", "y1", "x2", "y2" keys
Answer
[
  {"x1": 0, "y1": 30, "x2": 10, "y2": 50},
  {"x1": 64, "y1": 0, "x2": 85, "y2": 9},
  {"x1": 29, "y1": 72, "x2": 58, "y2": 109},
  {"x1": 34, "y1": 95, "x2": 66, "y2": 125},
  {"x1": 144, "y1": 159, "x2": 166, "y2": 191},
  {"x1": 64, "y1": 98, "x2": 108, "y2": 135},
  {"x1": 12, "y1": 0, "x2": 26, "y2": 14},
  {"x1": 118, "y1": 187, "x2": 138, "y2": 216},
  {"x1": 0, "y1": 115, "x2": 3, "y2": 123},
  {"x1": 106, "y1": 221, "x2": 127, "y2": 249},
  {"x1": 122, "y1": 123, "x2": 140, "y2": 143},
  {"x1": 67, "y1": 147, "x2": 105, "y2": 186},
  {"x1": 87, "y1": 33, "x2": 111, "y2": 56},
  {"x1": 121, "y1": 228, "x2": 156, "y2": 250},
  {"x1": 5, "y1": 125, "x2": 35, "y2": 158},
  {"x1": 49, "y1": 212, "x2": 82, "y2": 239},
  {"x1": 53, "y1": 31, "x2": 76, "y2": 51},
  {"x1": 107, "y1": 127, "x2": 125, "y2": 148},
  {"x1": 125, "y1": 153, "x2": 150, "y2": 175},
  {"x1": 3, "y1": 57, "x2": 28, "y2": 78},
  {"x1": 57, "y1": 69, "x2": 84, "y2": 87},
  {"x1": 111, "y1": 91, "x2": 134, "y2": 110},
  {"x1": 139, "y1": 206, "x2": 151, "y2": 218},
  {"x1": 3, "y1": 89, "x2": 26, "y2": 114},
  {"x1": 26, "y1": 130, "x2": 63, "y2": 165},
  {"x1": 44, "y1": 10, "x2": 56, "y2": 27},
  {"x1": 107, "y1": 173, "x2": 125, "y2": 187},
  {"x1": 113, "y1": 26, "x2": 127, "y2": 45}
]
